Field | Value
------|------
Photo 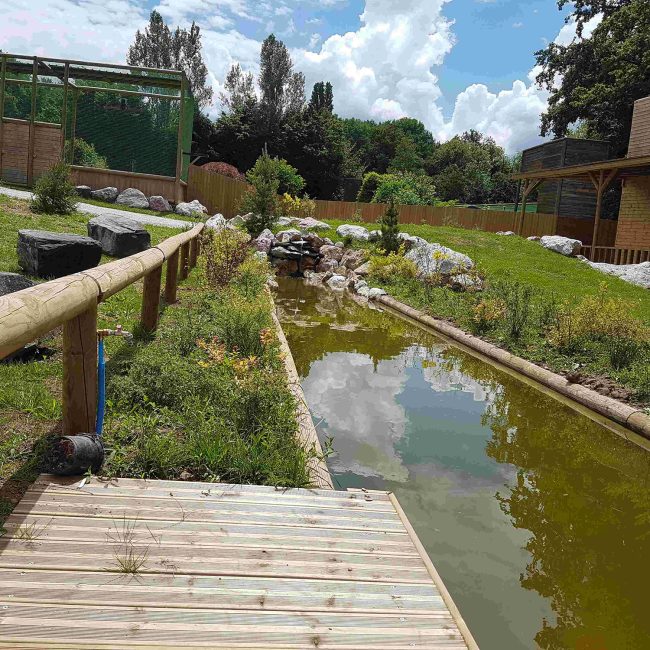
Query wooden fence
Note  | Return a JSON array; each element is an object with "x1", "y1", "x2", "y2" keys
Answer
[
  {"x1": 185, "y1": 164, "x2": 618, "y2": 244},
  {"x1": 0, "y1": 223, "x2": 203, "y2": 436},
  {"x1": 579, "y1": 246, "x2": 650, "y2": 264}
]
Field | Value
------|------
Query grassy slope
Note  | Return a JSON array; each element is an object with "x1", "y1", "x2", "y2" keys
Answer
[{"x1": 318, "y1": 218, "x2": 650, "y2": 322}]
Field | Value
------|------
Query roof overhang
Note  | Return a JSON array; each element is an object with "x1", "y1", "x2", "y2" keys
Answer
[{"x1": 512, "y1": 154, "x2": 650, "y2": 182}]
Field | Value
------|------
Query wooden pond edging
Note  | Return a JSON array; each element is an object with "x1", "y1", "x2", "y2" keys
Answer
[
  {"x1": 374, "y1": 294, "x2": 650, "y2": 440},
  {"x1": 0, "y1": 474, "x2": 477, "y2": 649}
]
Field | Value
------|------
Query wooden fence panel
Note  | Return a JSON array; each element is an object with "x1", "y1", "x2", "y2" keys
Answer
[{"x1": 187, "y1": 164, "x2": 249, "y2": 218}]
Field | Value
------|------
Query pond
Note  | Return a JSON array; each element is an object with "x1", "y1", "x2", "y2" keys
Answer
[{"x1": 275, "y1": 277, "x2": 650, "y2": 650}]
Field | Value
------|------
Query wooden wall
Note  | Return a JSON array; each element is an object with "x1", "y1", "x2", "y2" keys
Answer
[
  {"x1": 186, "y1": 164, "x2": 249, "y2": 218},
  {"x1": 616, "y1": 176, "x2": 650, "y2": 248},
  {"x1": 70, "y1": 166, "x2": 182, "y2": 202},
  {"x1": 1, "y1": 119, "x2": 30, "y2": 184},
  {"x1": 33, "y1": 123, "x2": 63, "y2": 180},
  {"x1": 627, "y1": 96, "x2": 650, "y2": 158}
]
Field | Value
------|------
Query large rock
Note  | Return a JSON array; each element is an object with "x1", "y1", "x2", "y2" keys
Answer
[
  {"x1": 175, "y1": 200, "x2": 207, "y2": 217},
  {"x1": 336, "y1": 224, "x2": 370, "y2": 242},
  {"x1": 367, "y1": 287, "x2": 387, "y2": 299},
  {"x1": 149, "y1": 195, "x2": 172, "y2": 212},
  {"x1": 18, "y1": 230, "x2": 102, "y2": 278},
  {"x1": 75, "y1": 185, "x2": 92, "y2": 199},
  {"x1": 405, "y1": 242, "x2": 474, "y2": 276},
  {"x1": 319, "y1": 244, "x2": 344, "y2": 262},
  {"x1": 316, "y1": 258, "x2": 339, "y2": 273},
  {"x1": 254, "y1": 228, "x2": 275, "y2": 253},
  {"x1": 276, "y1": 229, "x2": 301, "y2": 243},
  {"x1": 540, "y1": 235, "x2": 582, "y2": 257},
  {"x1": 116, "y1": 188, "x2": 149, "y2": 209},
  {"x1": 0, "y1": 272, "x2": 35, "y2": 296},
  {"x1": 90, "y1": 186, "x2": 119, "y2": 203},
  {"x1": 584, "y1": 260, "x2": 650, "y2": 289},
  {"x1": 354, "y1": 261, "x2": 370, "y2": 276},
  {"x1": 326, "y1": 274, "x2": 348, "y2": 290},
  {"x1": 397, "y1": 232, "x2": 428, "y2": 250},
  {"x1": 298, "y1": 217, "x2": 330, "y2": 231},
  {"x1": 87, "y1": 215, "x2": 150, "y2": 257},
  {"x1": 276, "y1": 216, "x2": 298, "y2": 227},
  {"x1": 340, "y1": 249, "x2": 366, "y2": 270},
  {"x1": 303, "y1": 232, "x2": 326, "y2": 251},
  {"x1": 271, "y1": 258, "x2": 299, "y2": 276},
  {"x1": 205, "y1": 214, "x2": 227, "y2": 230}
]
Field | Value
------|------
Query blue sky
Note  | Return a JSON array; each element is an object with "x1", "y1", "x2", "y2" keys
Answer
[{"x1": 0, "y1": 0, "x2": 584, "y2": 153}]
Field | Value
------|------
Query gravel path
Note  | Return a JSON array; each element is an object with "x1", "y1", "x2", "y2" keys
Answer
[{"x1": 0, "y1": 186, "x2": 194, "y2": 230}]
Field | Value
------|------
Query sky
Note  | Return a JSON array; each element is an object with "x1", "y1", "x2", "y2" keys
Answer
[{"x1": 0, "y1": 0, "x2": 595, "y2": 154}]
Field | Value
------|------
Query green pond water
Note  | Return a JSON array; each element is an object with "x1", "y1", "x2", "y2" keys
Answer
[{"x1": 275, "y1": 277, "x2": 650, "y2": 650}]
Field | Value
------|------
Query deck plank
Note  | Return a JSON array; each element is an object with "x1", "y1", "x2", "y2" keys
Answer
[{"x1": 0, "y1": 475, "x2": 475, "y2": 649}]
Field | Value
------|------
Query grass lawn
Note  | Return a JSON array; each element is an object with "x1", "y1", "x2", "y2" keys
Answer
[{"x1": 0, "y1": 197, "x2": 310, "y2": 531}]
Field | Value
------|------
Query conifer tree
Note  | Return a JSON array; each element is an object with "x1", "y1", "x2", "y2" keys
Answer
[{"x1": 380, "y1": 198, "x2": 400, "y2": 253}]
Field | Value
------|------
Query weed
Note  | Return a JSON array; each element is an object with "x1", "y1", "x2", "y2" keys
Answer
[
  {"x1": 106, "y1": 517, "x2": 150, "y2": 575},
  {"x1": 14, "y1": 519, "x2": 51, "y2": 541},
  {"x1": 494, "y1": 280, "x2": 533, "y2": 340},
  {"x1": 607, "y1": 337, "x2": 640, "y2": 370},
  {"x1": 203, "y1": 229, "x2": 249, "y2": 289}
]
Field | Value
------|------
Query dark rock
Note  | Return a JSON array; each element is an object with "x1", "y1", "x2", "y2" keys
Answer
[
  {"x1": 87, "y1": 215, "x2": 151, "y2": 257},
  {"x1": 304, "y1": 233, "x2": 325, "y2": 250},
  {"x1": 271, "y1": 258, "x2": 299, "y2": 276},
  {"x1": 0, "y1": 272, "x2": 35, "y2": 296},
  {"x1": 75, "y1": 185, "x2": 92, "y2": 199},
  {"x1": 90, "y1": 186, "x2": 119, "y2": 203},
  {"x1": 17, "y1": 230, "x2": 102, "y2": 279},
  {"x1": 270, "y1": 245, "x2": 302, "y2": 260}
]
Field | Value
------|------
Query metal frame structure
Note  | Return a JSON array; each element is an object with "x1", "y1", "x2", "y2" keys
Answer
[{"x1": 0, "y1": 53, "x2": 193, "y2": 199}]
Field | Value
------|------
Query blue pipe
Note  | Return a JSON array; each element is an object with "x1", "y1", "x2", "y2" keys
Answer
[{"x1": 96, "y1": 337, "x2": 106, "y2": 436}]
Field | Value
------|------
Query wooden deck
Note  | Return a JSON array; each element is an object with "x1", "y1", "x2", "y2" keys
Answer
[{"x1": 0, "y1": 475, "x2": 475, "y2": 649}]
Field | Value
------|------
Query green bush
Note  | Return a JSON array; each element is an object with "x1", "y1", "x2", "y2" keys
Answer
[
  {"x1": 368, "y1": 249, "x2": 417, "y2": 282},
  {"x1": 204, "y1": 228, "x2": 250, "y2": 288},
  {"x1": 65, "y1": 138, "x2": 107, "y2": 169},
  {"x1": 240, "y1": 150, "x2": 280, "y2": 236},
  {"x1": 30, "y1": 162, "x2": 78, "y2": 215},
  {"x1": 357, "y1": 171, "x2": 383, "y2": 203},
  {"x1": 272, "y1": 158, "x2": 306, "y2": 196},
  {"x1": 371, "y1": 172, "x2": 438, "y2": 206}
]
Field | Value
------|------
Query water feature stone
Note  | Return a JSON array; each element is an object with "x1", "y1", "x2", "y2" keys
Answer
[
  {"x1": 18, "y1": 230, "x2": 102, "y2": 278},
  {"x1": 270, "y1": 245, "x2": 302, "y2": 260},
  {"x1": 316, "y1": 258, "x2": 339, "y2": 273},
  {"x1": 276, "y1": 229, "x2": 301, "y2": 243},
  {"x1": 0, "y1": 272, "x2": 35, "y2": 296},
  {"x1": 75, "y1": 185, "x2": 92, "y2": 199},
  {"x1": 405, "y1": 242, "x2": 474, "y2": 276},
  {"x1": 116, "y1": 188, "x2": 149, "y2": 209},
  {"x1": 87, "y1": 215, "x2": 151, "y2": 257},
  {"x1": 340, "y1": 249, "x2": 366, "y2": 270},
  {"x1": 336, "y1": 224, "x2": 370, "y2": 241},
  {"x1": 271, "y1": 258, "x2": 299, "y2": 275},
  {"x1": 540, "y1": 235, "x2": 581, "y2": 257},
  {"x1": 90, "y1": 186, "x2": 118, "y2": 203},
  {"x1": 149, "y1": 195, "x2": 172, "y2": 212},
  {"x1": 327, "y1": 274, "x2": 348, "y2": 290},
  {"x1": 303, "y1": 233, "x2": 326, "y2": 251},
  {"x1": 175, "y1": 200, "x2": 207, "y2": 217},
  {"x1": 320, "y1": 245, "x2": 344, "y2": 262}
]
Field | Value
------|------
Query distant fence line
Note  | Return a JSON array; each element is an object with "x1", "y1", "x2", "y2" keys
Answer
[{"x1": 185, "y1": 165, "x2": 617, "y2": 246}]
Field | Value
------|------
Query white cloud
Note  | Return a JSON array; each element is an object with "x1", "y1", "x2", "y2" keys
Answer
[
  {"x1": 512, "y1": 22, "x2": 523, "y2": 29},
  {"x1": 308, "y1": 33, "x2": 321, "y2": 50}
]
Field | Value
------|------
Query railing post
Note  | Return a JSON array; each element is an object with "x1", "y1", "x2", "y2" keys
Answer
[
  {"x1": 189, "y1": 236, "x2": 198, "y2": 268},
  {"x1": 141, "y1": 264, "x2": 163, "y2": 332},
  {"x1": 63, "y1": 304, "x2": 98, "y2": 435},
  {"x1": 180, "y1": 242, "x2": 190, "y2": 280},
  {"x1": 165, "y1": 249, "x2": 179, "y2": 304}
]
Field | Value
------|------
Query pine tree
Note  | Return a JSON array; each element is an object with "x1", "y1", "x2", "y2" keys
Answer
[
  {"x1": 380, "y1": 198, "x2": 400, "y2": 253},
  {"x1": 240, "y1": 148, "x2": 280, "y2": 236}
]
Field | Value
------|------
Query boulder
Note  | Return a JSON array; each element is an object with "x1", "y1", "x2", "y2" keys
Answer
[
  {"x1": 175, "y1": 200, "x2": 207, "y2": 217},
  {"x1": 326, "y1": 274, "x2": 348, "y2": 290},
  {"x1": 496, "y1": 231, "x2": 516, "y2": 236},
  {"x1": 319, "y1": 245, "x2": 344, "y2": 262},
  {"x1": 254, "y1": 228, "x2": 275, "y2": 253},
  {"x1": 205, "y1": 214, "x2": 227, "y2": 230},
  {"x1": 336, "y1": 224, "x2": 370, "y2": 242},
  {"x1": 367, "y1": 287, "x2": 387, "y2": 299},
  {"x1": 301, "y1": 256, "x2": 318, "y2": 272},
  {"x1": 303, "y1": 232, "x2": 326, "y2": 251},
  {"x1": 228, "y1": 215, "x2": 246, "y2": 227},
  {"x1": 87, "y1": 215, "x2": 151, "y2": 257},
  {"x1": 397, "y1": 232, "x2": 427, "y2": 250},
  {"x1": 149, "y1": 195, "x2": 172, "y2": 212},
  {"x1": 276, "y1": 229, "x2": 301, "y2": 243},
  {"x1": 316, "y1": 258, "x2": 339, "y2": 273},
  {"x1": 0, "y1": 272, "x2": 35, "y2": 296},
  {"x1": 276, "y1": 216, "x2": 300, "y2": 227},
  {"x1": 357, "y1": 284, "x2": 371, "y2": 297},
  {"x1": 540, "y1": 235, "x2": 582, "y2": 257},
  {"x1": 369, "y1": 229, "x2": 381, "y2": 242},
  {"x1": 585, "y1": 260, "x2": 650, "y2": 289},
  {"x1": 270, "y1": 245, "x2": 302, "y2": 260},
  {"x1": 75, "y1": 185, "x2": 92, "y2": 199},
  {"x1": 405, "y1": 242, "x2": 474, "y2": 276},
  {"x1": 90, "y1": 186, "x2": 119, "y2": 203},
  {"x1": 116, "y1": 188, "x2": 149, "y2": 209},
  {"x1": 340, "y1": 249, "x2": 366, "y2": 270},
  {"x1": 298, "y1": 217, "x2": 330, "y2": 231},
  {"x1": 18, "y1": 230, "x2": 102, "y2": 278},
  {"x1": 527, "y1": 236, "x2": 541, "y2": 242},
  {"x1": 354, "y1": 261, "x2": 370, "y2": 276}
]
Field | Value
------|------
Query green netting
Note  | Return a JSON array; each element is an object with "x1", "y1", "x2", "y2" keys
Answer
[{"x1": 181, "y1": 93, "x2": 195, "y2": 181}]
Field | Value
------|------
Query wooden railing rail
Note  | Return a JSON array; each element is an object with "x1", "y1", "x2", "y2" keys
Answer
[
  {"x1": 579, "y1": 246, "x2": 650, "y2": 265},
  {"x1": 0, "y1": 222, "x2": 204, "y2": 434}
]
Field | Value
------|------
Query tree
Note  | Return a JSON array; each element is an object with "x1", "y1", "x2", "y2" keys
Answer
[
  {"x1": 535, "y1": 0, "x2": 650, "y2": 156},
  {"x1": 308, "y1": 82, "x2": 334, "y2": 113},
  {"x1": 127, "y1": 11, "x2": 213, "y2": 109},
  {"x1": 380, "y1": 198, "x2": 400, "y2": 253},
  {"x1": 240, "y1": 149, "x2": 280, "y2": 236},
  {"x1": 220, "y1": 63, "x2": 256, "y2": 112}
]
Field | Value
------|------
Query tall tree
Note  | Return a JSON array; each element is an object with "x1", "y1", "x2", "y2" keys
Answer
[
  {"x1": 308, "y1": 82, "x2": 334, "y2": 113},
  {"x1": 220, "y1": 63, "x2": 256, "y2": 112},
  {"x1": 128, "y1": 11, "x2": 213, "y2": 109},
  {"x1": 535, "y1": 0, "x2": 650, "y2": 156}
]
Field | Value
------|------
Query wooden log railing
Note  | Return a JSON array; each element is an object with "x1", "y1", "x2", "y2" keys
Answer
[
  {"x1": 0, "y1": 223, "x2": 204, "y2": 435},
  {"x1": 579, "y1": 246, "x2": 650, "y2": 265}
]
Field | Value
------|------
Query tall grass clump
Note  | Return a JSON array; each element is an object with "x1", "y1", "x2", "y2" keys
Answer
[{"x1": 30, "y1": 162, "x2": 77, "y2": 215}]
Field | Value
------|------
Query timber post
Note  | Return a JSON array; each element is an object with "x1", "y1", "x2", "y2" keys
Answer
[
  {"x1": 27, "y1": 57, "x2": 38, "y2": 186},
  {"x1": 141, "y1": 264, "x2": 163, "y2": 332},
  {"x1": 189, "y1": 236, "x2": 198, "y2": 268},
  {"x1": 63, "y1": 304, "x2": 98, "y2": 435},
  {"x1": 180, "y1": 241, "x2": 190, "y2": 280},
  {"x1": 165, "y1": 249, "x2": 179, "y2": 304}
]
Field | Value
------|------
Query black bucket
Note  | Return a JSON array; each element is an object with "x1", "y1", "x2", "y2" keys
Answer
[{"x1": 50, "y1": 433, "x2": 105, "y2": 476}]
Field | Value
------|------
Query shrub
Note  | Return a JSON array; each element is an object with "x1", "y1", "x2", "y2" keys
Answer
[
  {"x1": 278, "y1": 193, "x2": 316, "y2": 219},
  {"x1": 493, "y1": 280, "x2": 533, "y2": 340},
  {"x1": 202, "y1": 161, "x2": 246, "y2": 182},
  {"x1": 470, "y1": 297, "x2": 506, "y2": 335},
  {"x1": 239, "y1": 149, "x2": 280, "y2": 236},
  {"x1": 30, "y1": 162, "x2": 77, "y2": 215},
  {"x1": 64, "y1": 138, "x2": 108, "y2": 169},
  {"x1": 230, "y1": 255, "x2": 271, "y2": 300},
  {"x1": 204, "y1": 228, "x2": 250, "y2": 288},
  {"x1": 372, "y1": 172, "x2": 438, "y2": 206},
  {"x1": 368, "y1": 249, "x2": 417, "y2": 282},
  {"x1": 357, "y1": 172, "x2": 383, "y2": 203},
  {"x1": 272, "y1": 158, "x2": 306, "y2": 196},
  {"x1": 380, "y1": 198, "x2": 400, "y2": 253}
]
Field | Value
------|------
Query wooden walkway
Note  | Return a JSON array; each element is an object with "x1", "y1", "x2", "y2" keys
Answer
[{"x1": 0, "y1": 475, "x2": 475, "y2": 649}]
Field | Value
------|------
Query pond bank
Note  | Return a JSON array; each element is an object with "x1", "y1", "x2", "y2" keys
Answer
[{"x1": 275, "y1": 277, "x2": 650, "y2": 650}]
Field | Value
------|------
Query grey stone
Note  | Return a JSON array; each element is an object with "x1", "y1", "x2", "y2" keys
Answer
[
  {"x1": 276, "y1": 229, "x2": 301, "y2": 243},
  {"x1": 448, "y1": 273, "x2": 483, "y2": 292},
  {"x1": 316, "y1": 258, "x2": 339, "y2": 273},
  {"x1": 326, "y1": 274, "x2": 348, "y2": 290},
  {"x1": 340, "y1": 249, "x2": 366, "y2": 270},
  {"x1": 254, "y1": 228, "x2": 275, "y2": 253},
  {"x1": 90, "y1": 186, "x2": 119, "y2": 203},
  {"x1": 585, "y1": 260, "x2": 650, "y2": 289},
  {"x1": 540, "y1": 235, "x2": 582, "y2": 257},
  {"x1": 397, "y1": 232, "x2": 428, "y2": 250},
  {"x1": 354, "y1": 261, "x2": 370, "y2": 276},
  {"x1": 149, "y1": 195, "x2": 172, "y2": 212},
  {"x1": 320, "y1": 245, "x2": 344, "y2": 262},
  {"x1": 496, "y1": 231, "x2": 516, "y2": 236},
  {"x1": 175, "y1": 200, "x2": 207, "y2": 217},
  {"x1": 270, "y1": 245, "x2": 302, "y2": 260},
  {"x1": 335, "y1": 241, "x2": 344, "y2": 248},
  {"x1": 357, "y1": 284, "x2": 371, "y2": 297},
  {"x1": 336, "y1": 224, "x2": 370, "y2": 242},
  {"x1": 0, "y1": 272, "x2": 35, "y2": 297},
  {"x1": 527, "y1": 236, "x2": 541, "y2": 242},
  {"x1": 367, "y1": 287, "x2": 387, "y2": 299},
  {"x1": 298, "y1": 217, "x2": 330, "y2": 231},
  {"x1": 116, "y1": 188, "x2": 149, "y2": 209},
  {"x1": 205, "y1": 214, "x2": 227, "y2": 230},
  {"x1": 75, "y1": 185, "x2": 92, "y2": 199},
  {"x1": 18, "y1": 230, "x2": 102, "y2": 278},
  {"x1": 405, "y1": 242, "x2": 474, "y2": 276},
  {"x1": 87, "y1": 215, "x2": 150, "y2": 257}
]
